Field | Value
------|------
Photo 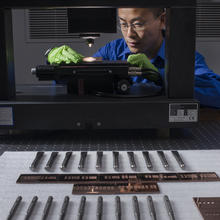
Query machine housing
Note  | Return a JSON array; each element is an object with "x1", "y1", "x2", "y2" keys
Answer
[{"x1": 0, "y1": 0, "x2": 198, "y2": 130}]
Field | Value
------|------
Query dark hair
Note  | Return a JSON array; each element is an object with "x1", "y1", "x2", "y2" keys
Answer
[{"x1": 150, "y1": 8, "x2": 165, "y2": 18}]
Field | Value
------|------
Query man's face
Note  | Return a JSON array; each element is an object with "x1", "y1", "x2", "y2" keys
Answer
[{"x1": 118, "y1": 8, "x2": 165, "y2": 55}]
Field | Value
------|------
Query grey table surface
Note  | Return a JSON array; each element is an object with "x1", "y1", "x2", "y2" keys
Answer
[
  {"x1": 0, "y1": 120, "x2": 220, "y2": 154},
  {"x1": 1, "y1": 150, "x2": 220, "y2": 220}
]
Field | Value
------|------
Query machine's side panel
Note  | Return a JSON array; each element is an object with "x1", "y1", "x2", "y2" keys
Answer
[
  {"x1": 165, "y1": 8, "x2": 196, "y2": 98},
  {"x1": 0, "y1": 9, "x2": 15, "y2": 100}
]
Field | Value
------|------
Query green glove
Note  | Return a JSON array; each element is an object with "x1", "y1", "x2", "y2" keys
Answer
[
  {"x1": 47, "y1": 45, "x2": 84, "y2": 65},
  {"x1": 127, "y1": 53, "x2": 161, "y2": 84}
]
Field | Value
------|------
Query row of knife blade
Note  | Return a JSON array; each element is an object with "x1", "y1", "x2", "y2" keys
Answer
[
  {"x1": 7, "y1": 194, "x2": 175, "y2": 220},
  {"x1": 29, "y1": 151, "x2": 185, "y2": 171}
]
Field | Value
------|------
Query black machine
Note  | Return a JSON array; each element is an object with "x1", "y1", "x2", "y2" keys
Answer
[
  {"x1": 33, "y1": 61, "x2": 135, "y2": 96},
  {"x1": 0, "y1": 0, "x2": 198, "y2": 130},
  {"x1": 33, "y1": 8, "x2": 162, "y2": 96},
  {"x1": 32, "y1": 61, "x2": 162, "y2": 96}
]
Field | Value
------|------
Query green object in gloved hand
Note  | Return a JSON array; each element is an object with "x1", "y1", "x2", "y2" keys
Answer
[
  {"x1": 47, "y1": 45, "x2": 84, "y2": 65},
  {"x1": 127, "y1": 53, "x2": 161, "y2": 84},
  {"x1": 127, "y1": 53, "x2": 158, "y2": 72}
]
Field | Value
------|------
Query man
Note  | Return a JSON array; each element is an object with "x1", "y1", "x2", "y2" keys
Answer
[{"x1": 93, "y1": 8, "x2": 220, "y2": 108}]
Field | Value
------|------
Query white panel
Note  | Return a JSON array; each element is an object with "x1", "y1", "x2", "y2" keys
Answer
[{"x1": 1, "y1": 151, "x2": 220, "y2": 220}]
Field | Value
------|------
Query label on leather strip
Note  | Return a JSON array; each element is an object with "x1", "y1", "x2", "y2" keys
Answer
[
  {"x1": 17, "y1": 172, "x2": 219, "y2": 184},
  {"x1": 194, "y1": 197, "x2": 220, "y2": 220},
  {"x1": 72, "y1": 182, "x2": 159, "y2": 194}
]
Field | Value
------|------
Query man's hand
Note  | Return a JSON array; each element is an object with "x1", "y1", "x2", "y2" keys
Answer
[
  {"x1": 127, "y1": 53, "x2": 161, "y2": 84},
  {"x1": 47, "y1": 45, "x2": 84, "y2": 65},
  {"x1": 127, "y1": 53, "x2": 158, "y2": 72}
]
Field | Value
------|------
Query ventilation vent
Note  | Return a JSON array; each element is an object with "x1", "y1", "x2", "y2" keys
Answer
[
  {"x1": 196, "y1": 2, "x2": 220, "y2": 38},
  {"x1": 27, "y1": 9, "x2": 78, "y2": 40},
  {"x1": 26, "y1": 5, "x2": 220, "y2": 41}
]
